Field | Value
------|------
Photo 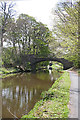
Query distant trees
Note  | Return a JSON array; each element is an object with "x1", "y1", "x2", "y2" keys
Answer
[
  {"x1": 2, "y1": 13, "x2": 51, "y2": 70},
  {"x1": 15, "y1": 14, "x2": 50, "y2": 57},
  {"x1": 51, "y1": 0, "x2": 79, "y2": 68},
  {"x1": 1, "y1": 1, "x2": 79, "y2": 70},
  {"x1": 5, "y1": 14, "x2": 50, "y2": 56}
]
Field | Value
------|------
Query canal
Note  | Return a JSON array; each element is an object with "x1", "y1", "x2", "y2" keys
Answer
[{"x1": 2, "y1": 70, "x2": 61, "y2": 118}]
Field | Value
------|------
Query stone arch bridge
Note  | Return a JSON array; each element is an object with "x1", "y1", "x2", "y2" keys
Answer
[{"x1": 21, "y1": 55, "x2": 73, "y2": 72}]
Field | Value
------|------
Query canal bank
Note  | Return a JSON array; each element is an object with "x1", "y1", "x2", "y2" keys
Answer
[
  {"x1": 22, "y1": 71, "x2": 71, "y2": 118},
  {"x1": 0, "y1": 67, "x2": 18, "y2": 78}
]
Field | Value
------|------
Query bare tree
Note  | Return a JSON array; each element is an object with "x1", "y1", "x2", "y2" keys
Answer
[{"x1": 0, "y1": 1, "x2": 16, "y2": 47}]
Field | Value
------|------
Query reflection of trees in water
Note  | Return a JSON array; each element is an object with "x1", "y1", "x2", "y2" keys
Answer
[
  {"x1": 2, "y1": 72, "x2": 61, "y2": 117},
  {"x1": 2, "y1": 86, "x2": 42, "y2": 116}
]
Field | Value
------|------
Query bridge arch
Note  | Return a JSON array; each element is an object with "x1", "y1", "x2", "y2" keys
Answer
[{"x1": 30, "y1": 57, "x2": 73, "y2": 72}]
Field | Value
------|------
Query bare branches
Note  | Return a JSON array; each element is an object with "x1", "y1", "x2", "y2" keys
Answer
[{"x1": 0, "y1": 1, "x2": 16, "y2": 47}]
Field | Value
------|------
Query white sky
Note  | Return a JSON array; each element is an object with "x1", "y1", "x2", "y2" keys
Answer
[{"x1": 14, "y1": 0, "x2": 58, "y2": 29}]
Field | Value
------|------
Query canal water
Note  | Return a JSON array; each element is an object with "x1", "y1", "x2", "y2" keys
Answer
[{"x1": 2, "y1": 70, "x2": 61, "y2": 118}]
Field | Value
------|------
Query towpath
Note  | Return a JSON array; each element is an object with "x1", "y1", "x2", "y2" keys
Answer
[{"x1": 68, "y1": 70, "x2": 80, "y2": 119}]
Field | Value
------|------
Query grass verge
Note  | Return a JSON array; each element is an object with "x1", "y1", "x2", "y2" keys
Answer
[
  {"x1": 0, "y1": 67, "x2": 17, "y2": 78},
  {"x1": 22, "y1": 71, "x2": 71, "y2": 118},
  {"x1": 78, "y1": 69, "x2": 80, "y2": 76}
]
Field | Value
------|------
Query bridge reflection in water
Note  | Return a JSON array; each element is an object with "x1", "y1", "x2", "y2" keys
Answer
[{"x1": 2, "y1": 71, "x2": 61, "y2": 118}]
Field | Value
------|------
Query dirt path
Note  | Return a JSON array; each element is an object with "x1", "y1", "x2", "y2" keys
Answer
[{"x1": 68, "y1": 70, "x2": 79, "y2": 118}]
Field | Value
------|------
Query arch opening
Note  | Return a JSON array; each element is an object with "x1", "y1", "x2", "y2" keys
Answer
[{"x1": 31, "y1": 57, "x2": 73, "y2": 72}]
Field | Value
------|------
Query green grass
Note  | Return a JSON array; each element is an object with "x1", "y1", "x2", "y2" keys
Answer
[
  {"x1": 51, "y1": 62, "x2": 63, "y2": 70},
  {"x1": 0, "y1": 67, "x2": 17, "y2": 78},
  {"x1": 78, "y1": 69, "x2": 80, "y2": 76},
  {"x1": 0, "y1": 67, "x2": 17, "y2": 74},
  {"x1": 52, "y1": 64, "x2": 63, "y2": 70},
  {"x1": 22, "y1": 71, "x2": 71, "y2": 118}
]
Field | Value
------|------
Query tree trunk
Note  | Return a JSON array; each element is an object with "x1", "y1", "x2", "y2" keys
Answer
[{"x1": 1, "y1": 37, "x2": 3, "y2": 47}]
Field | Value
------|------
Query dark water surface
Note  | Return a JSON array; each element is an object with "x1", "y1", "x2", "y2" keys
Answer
[{"x1": 2, "y1": 70, "x2": 61, "y2": 118}]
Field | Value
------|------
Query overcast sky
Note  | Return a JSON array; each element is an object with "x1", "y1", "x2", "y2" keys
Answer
[{"x1": 14, "y1": 0, "x2": 58, "y2": 29}]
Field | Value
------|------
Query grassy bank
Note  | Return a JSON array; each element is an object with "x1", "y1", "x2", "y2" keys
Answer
[
  {"x1": 0, "y1": 67, "x2": 17, "y2": 78},
  {"x1": 22, "y1": 71, "x2": 71, "y2": 118},
  {"x1": 78, "y1": 69, "x2": 80, "y2": 76}
]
